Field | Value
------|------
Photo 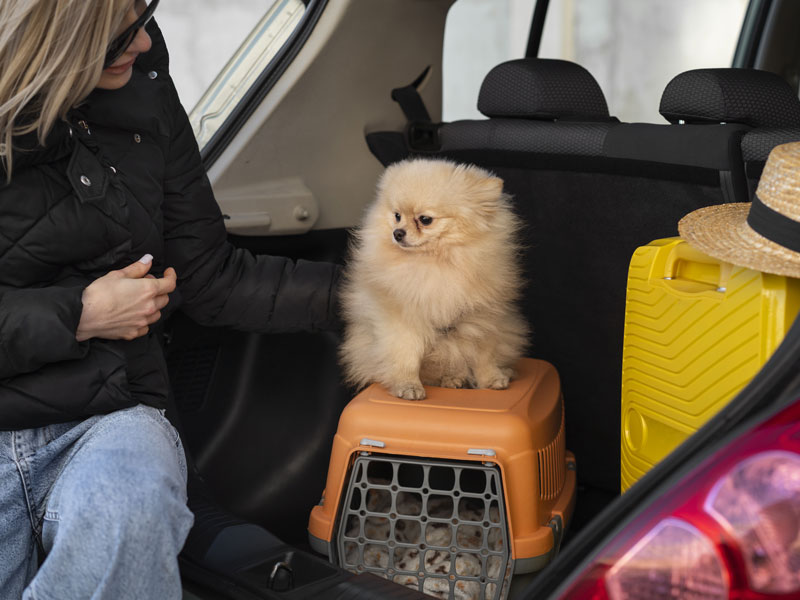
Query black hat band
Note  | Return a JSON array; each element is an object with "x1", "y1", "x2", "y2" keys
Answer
[{"x1": 746, "y1": 194, "x2": 800, "y2": 254}]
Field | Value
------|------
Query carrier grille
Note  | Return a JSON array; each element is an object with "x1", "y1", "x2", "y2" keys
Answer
[
  {"x1": 337, "y1": 455, "x2": 512, "y2": 600},
  {"x1": 537, "y1": 404, "x2": 566, "y2": 501}
]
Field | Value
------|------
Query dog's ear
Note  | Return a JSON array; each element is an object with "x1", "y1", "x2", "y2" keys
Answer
[
  {"x1": 461, "y1": 166, "x2": 505, "y2": 215},
  {"x1": 476, "y1": 176, "x2": 504, "y2": 204}
]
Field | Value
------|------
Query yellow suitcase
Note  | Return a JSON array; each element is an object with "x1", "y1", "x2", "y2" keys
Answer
[{"x1": 621, "y1": 237, "x2": 800, "y2": 491}]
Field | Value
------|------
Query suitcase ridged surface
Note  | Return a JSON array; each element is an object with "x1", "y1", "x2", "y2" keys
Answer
[{"x1": 621, "y1": 238, "x2": 800, "y2": 490}]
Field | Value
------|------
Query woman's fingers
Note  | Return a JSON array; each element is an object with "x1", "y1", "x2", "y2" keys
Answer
[
  {"x1": 76, "y1": 259, "x2": 177, "y2": 342},
  {"x1": 158, "y1": 267, "x2": 177, "y2": 294},
  {"x1": 117, "y1": 254, "x2": 154, "y2": 279},
  {"x1": 124, "y1": 325, "x2": 150, "y2": 341},
  {"x1": 136, "y1": 268, "x2": 176, "y2": 297},
  {"x1": 153, "y1": 293, "x2": 170, "y2": 311}
]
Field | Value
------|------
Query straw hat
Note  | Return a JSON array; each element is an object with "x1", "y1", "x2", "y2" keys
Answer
[{"x1": 679, "y1": 142, "x2": 800, "y2": 278}]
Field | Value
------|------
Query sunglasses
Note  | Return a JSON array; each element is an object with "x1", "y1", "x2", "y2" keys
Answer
[{"x1": 103, "y1": 0, "x2": 160, "y2": 69}]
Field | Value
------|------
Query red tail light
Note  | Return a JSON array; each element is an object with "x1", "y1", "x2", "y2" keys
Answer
[{"x1": 558, "y1": 400, "x2": 800, "y2": 600}]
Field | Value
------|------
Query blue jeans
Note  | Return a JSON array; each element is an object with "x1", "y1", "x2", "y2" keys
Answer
[{"x1": 0, "y1": 405, "x2": 194, "y2": 600}]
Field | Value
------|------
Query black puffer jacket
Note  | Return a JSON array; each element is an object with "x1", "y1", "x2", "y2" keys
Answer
[{"x1": 0, "y1": 24, "x2": 340, "y2": 430}]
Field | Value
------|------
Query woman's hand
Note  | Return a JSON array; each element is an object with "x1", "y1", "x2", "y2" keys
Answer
[{"x1": 76, "y1": 255, "x2": 177, "y2": 342}]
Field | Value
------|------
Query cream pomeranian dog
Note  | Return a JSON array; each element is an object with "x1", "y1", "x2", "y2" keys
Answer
[{"x1": 339, "y1": 158, "x2": 528, "y2": 400}]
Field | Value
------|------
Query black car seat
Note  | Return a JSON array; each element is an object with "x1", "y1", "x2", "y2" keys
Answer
[{"x1": 657, "y1": 67, "x2": 800, "y2": 198}]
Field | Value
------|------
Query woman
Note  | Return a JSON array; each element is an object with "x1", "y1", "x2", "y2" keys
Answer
[{"x1": 0, "y1": 1, "x2": 340, "y2": 598}]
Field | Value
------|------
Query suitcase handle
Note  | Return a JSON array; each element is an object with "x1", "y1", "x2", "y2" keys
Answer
[{"x1": 661, "y1": 241, "x2": 731, "y2": 293}]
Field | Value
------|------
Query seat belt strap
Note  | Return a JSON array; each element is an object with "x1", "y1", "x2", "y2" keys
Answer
[{"x1": 391, "y1": 66, "x2": 432, "y2": 123}]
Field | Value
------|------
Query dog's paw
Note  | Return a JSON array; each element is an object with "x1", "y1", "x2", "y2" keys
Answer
[
  {"x1": 476, "y1": 367, "x2": 510, "y2": 390},
  {"x1": 390, "y1": 381, "x2": 426, "y2": 400},
  {"x1": 440, "y1": 375, "x2": 469, "y2": 389},
  {"x1": 487, "y1": 374, "x2": 510, "y2": 390}
]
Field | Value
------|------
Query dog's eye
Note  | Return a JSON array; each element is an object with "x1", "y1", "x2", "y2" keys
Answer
[
  {"x1": 419, "y1": 215, "x2": 433, "y2": 226},
  {"x1": 394, "y1": 212, "x2": 401, "y2": 222}
]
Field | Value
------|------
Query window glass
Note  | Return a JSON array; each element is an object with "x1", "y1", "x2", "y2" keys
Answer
[
  {"x1": 443, "y1": 0, "x2": 749, "y2": 123},
  {"x1": 442, "y1": 0, "x2": 535, "y2": 122},
  {"x1": 157, "y1": 0, "x2": 306, "y2": 149}
]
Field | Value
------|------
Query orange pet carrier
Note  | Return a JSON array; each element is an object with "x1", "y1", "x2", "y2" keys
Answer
[{"x1": 308, "y1": 358, "x2": 576, "y2": 600}]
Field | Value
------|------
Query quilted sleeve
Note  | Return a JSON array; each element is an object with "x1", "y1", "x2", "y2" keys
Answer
[
  {"x1": 0, "y1": 286, "x2": 90, "y2": 378},
  {"x1": 160, "y1": 81, "x2": 341, "y2": 333}
]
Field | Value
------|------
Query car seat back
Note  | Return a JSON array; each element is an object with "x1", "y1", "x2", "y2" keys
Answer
[{"x1": 658, "y1": 67, "x2": 800, "y2": 198}]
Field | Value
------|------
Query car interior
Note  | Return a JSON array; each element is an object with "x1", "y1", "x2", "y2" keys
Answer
[{"x1": 159, "y1": 0, "x2": 800, "y2": 598}]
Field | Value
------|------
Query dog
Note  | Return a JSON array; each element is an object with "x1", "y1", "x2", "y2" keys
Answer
[{"x1": 339, "y1": 158, "x2": 528, "y2": 400}]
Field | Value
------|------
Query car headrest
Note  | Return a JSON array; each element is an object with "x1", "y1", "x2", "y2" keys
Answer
[
  {"x1": 477, "y1": 58, "x2": 610, "y2": 120},
  {"x1": 659, "y1": 68, "x2": 800, "y2": 127}
]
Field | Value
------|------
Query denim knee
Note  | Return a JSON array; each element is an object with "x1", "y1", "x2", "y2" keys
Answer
[
  {"x1": 29, "y1": 407, "x2": 193, "y2": 600},
  {"x1": 44, "y1": 407, "x2": 191, "y2": 545}
]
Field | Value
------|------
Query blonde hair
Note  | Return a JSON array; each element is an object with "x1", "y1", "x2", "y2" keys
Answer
[{"x1": 0, "y1": 0, "x2": 130, "y2": 178}]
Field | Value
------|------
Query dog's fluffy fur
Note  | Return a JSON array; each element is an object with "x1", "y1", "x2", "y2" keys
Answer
[{"x1": 340, "y1": 158, "x2": 528, "y2": 400}]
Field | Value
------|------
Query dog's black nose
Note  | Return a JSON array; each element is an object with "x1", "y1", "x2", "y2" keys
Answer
[{"x1": 393, "y1": 229, "x2": 406, "y2": 242}]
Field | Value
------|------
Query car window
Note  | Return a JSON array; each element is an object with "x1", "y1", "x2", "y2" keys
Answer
[
  {"x1": 157, "y1": 0, "x2": 306, "y2": 150},
  {"x1": 442, "y1": 0, "x2": 536, "y2": 122},
  {"x1": 443, "y1": 0, "x2": 749, "y2": 124}
]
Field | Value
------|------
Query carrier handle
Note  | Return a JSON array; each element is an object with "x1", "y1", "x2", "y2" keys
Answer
[{"x1": 660, "y1": 240, "x2": 732, "y2": 293}]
